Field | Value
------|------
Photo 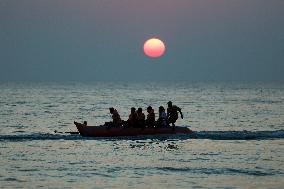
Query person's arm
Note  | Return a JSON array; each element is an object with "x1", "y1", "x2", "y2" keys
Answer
[
  {"x1": 166, "y1": 108, "x2": 170, "y2": 118},
  {"x1": 178, "y1": 107, "x2": 183, "y2": 119}
]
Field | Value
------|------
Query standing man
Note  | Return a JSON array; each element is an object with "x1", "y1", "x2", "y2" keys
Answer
[{"x1": 167, "y1": 101, "x2": 183, "y2": 130}]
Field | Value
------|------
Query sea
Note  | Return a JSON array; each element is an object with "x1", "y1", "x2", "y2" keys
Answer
[{"x1": 0, "y1": 81, "x2": 283, "y2": 189}]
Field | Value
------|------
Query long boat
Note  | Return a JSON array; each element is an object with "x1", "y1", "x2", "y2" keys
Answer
[{"x1": 74, "y1": 121, "x2": 192, "y2": 137}]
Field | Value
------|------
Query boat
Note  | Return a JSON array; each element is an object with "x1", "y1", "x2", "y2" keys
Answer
[{"x1": 74, "y1": 121, "x2": 192, "y2": 137}]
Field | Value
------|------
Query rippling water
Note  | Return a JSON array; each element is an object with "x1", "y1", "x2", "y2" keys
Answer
[{"x1": 0, "y1": 82, "x2": 284, "y2": 188}]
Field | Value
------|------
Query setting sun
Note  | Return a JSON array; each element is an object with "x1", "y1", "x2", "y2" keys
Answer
[{"x1": 143, "y1": 38, "x2": 166, "y2": 58}]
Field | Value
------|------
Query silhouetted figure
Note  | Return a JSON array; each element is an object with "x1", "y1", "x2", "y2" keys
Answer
[
  {"x1": 106, "y1": 107, "x2": 122, "y2": 127},
  {"x1": 167, "y1": 101, "x2": 183, "y2": 130},
  {"x1": 127, "y1": 107, "x2": 138, "y2": 127},
  {"x1": 136, "y1": 107, "x2": 146, "y2": 128},
  {"x1": 146, "y1": 106, "x2": 155, "y2": 128},
  {"x1": 156, "y1": 106, "x2": 168, "y2": 127}
]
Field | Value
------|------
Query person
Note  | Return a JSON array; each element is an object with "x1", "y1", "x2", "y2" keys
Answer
[
  {"x1": 167, "y1": 101, "x2": 183, "y2": 129},
  {"x1": 145, "y1": 106, "x2": 155, "y2": 128},
  {"x1": 106, "y1": 107, "x2": 122, "y2": 127},
  {"x1": 156, "y1": 106, "x2": 168, "y2": 127},
  {"x1": 126, "y1": 107, "x2": 138, "y2": 127},
  {"x1": 136, "y1": 107, "x2": 146, "y2": 128}
]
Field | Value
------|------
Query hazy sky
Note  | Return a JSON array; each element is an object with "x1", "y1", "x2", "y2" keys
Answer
[{"x1": 1, "y1": 0, "x2": 283, "y2": 81}]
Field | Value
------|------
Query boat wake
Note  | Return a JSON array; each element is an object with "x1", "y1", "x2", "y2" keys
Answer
[
  {"x1": 193, "y1": 130, "x2": 284, "y2": 140},
  {"x1": 0, "y1": 130, "x2": 284, "y2": 141}
]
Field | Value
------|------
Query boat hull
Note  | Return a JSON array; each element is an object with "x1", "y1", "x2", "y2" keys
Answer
[{"x1": 74, "y1": 122, "x2": 192, "y2": 137}]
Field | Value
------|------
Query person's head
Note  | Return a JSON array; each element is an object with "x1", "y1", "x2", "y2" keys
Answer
[
  {"x1": 137, "y1": 107, "x2": 142, "y2": 113},
  {"x1": 167, "y1": 101, "x2": 173, "y2": 107},
  {"x1": 147, "y1": 106, "x2": 152, "y2": 113},
  {"x1": 159, "y1": 106, "x2": 165, "y2": 112},
  {"x1": 131, "y1": 107, "x2": 136, "y2": 114},
  {"x1": 109, "y1": 107, "x2": 114, "y2": 114}
]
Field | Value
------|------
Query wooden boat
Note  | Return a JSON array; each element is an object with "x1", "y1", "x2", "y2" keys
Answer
[{"x1": 74, "y1": 121, "x2": 192, "y2": 137}]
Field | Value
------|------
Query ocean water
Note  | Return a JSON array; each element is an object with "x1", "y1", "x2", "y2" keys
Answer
[{"x1": 0, "y1": 82, "x2": 283, "y2": 188}]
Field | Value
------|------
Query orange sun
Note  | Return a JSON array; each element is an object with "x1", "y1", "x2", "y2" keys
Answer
[{"x1": 143, "y1": 38, "x2": 166, "y2": 58}]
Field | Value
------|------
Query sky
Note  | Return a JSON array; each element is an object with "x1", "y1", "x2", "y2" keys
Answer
[{"x1": 0, "y1": 0, "x2": 283, "y2": 82}]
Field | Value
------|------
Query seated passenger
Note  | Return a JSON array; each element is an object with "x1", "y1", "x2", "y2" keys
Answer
[
  {"x1": 126, "y1": 107, "x2": 138, "y2": 127},
  {"x1": 136, "y1": 107, "x2": 145, "y2": 128},
  {"x1": 106, "y1": 107, "x2": 122, "y2": 127},
  {"x1": 146, "y1": 106, "x2": 155, "y2": 128},
  {"x1": 156, "y1": 106, "x2": 168, "y2": 127}
]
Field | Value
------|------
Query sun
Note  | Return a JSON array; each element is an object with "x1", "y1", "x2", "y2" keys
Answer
[{"x1": 143, "y1": 38, "x2": 166, "y2": 58}]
